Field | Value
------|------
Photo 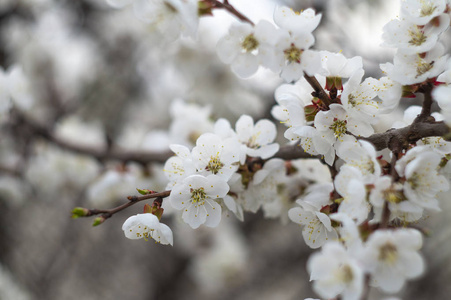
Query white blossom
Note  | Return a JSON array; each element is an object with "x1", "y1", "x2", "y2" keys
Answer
[
  {"x1": 235, "y1": 115, "x2": 279, "y2": 163},
  {"x1": 370, "y1": 176, "x2": 424, "y2": 223},
  {"x1": 401, "y1": 0, "x2": 447, "y2": 25},
  {"x1": 334, "y1": 166, "x2": 370, "y2": 224},
  {"x1": 163, "y1": 144, "x2": 196, "y2": 189},
  {"x1": 274, "y1": 7, "x2": 322, "y2": 35},
  {"x1": 273, "y1": 29, "x2": 321, "y2": 82},
  {"x1": 170, "y1": 174, "x2": 229, "y2": 229},
  {"x1": 288, "y1": 188, "x2": 338, "y2": 248},
  {"x1": 380, "y1": 43, "x2": 448, "y2": 85},
  {"x1": 340, "y1": 70, "x2": 380, "y2": 123},
  {"x1": 337, "y1": 140, "x2": 381, "y2": 184},
  {"x1": 319, "y1": 51, "x2": 363, "y2": 80},
  {"x1": 373, "y1": 76, "x2": 403, "y2": 111},
  {"x1": 308, "y1": 241, "x2": 364, "y2": 300},
  {"x1": 382, "y1": 14, "x2": 449, "y2": 54},
  {"x1": 122, "y1": 213, "x2": 174, "y2": 245},
  {"x1": 216, "y1": 21, "x2": 281, "y2": 78},
  {"x1": 363, "y1": 229, "x2": 424, "y2": 293},
  {"x1": 191, "y1": 133, "x2": 240, "y2": 181},
  {"x1": 401, "y1": 151, "x2": 449, "y2": 210}
]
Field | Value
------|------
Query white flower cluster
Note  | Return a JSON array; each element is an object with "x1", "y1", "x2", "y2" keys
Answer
[
  {"x1": 163, "y1": 114, "x2": 280, "y2": 229},
  {"x1": 308, "y1": 214, "x2": 425, "y2": 299},
  {"x1": 217, "y1": 7, "x2": 322, "y2": 81},
  {"x1": 272, "y1": 52, "x2": 385, "y2": 166},
  {"x1": 381, "y1": 0, "x2": 449, "y2": 86},
  {"x1": 96, "y1": 0, "x2": 451, "y2": 298}
]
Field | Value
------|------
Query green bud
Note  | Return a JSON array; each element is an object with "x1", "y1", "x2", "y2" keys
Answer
[
  {"x1": 137, "y1": 188, "x2": 153, "y2": 195},
  {"x1": 92, "y1": 217, "x2": 105, "y2": 227},
  {"x1": 71, "y1": 207, "x2": 89, "y2": 219}
]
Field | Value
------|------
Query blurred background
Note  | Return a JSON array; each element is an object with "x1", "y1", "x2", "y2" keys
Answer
[{"x1": 0, "y1": 0, "x2": 450, "y2": 299}]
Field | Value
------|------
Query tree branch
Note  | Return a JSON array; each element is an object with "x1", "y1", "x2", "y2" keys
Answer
[
  {"x1": 304, "y1": 73, "x2": 332, "y2": 108},
  {"x1": 73, "y1": 190, "x2": 171, "y2": 225},
  {"x1": 361, "y1": 121, "x2": 450, "y2": 152},
  {"x1": 415, "y1": 82, "x2": 434, "y2": 123},
  {"x1": 209, "y1": 0, "x2": 254, "y2": 25},
  {"x1": 14, "y1": 110, "x2": 173, "y2": 165}
]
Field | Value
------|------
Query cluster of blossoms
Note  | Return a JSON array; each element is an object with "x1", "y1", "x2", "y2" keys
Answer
[
  {"x1": 217, "y1": 7, "x2": 322, "y2": 81},
  {"x1": 163, "y1": 114, "x2": 281, "y2": 228},
  {"x1": 102, "y1": 0, "x2": 451, "y2": 299}
]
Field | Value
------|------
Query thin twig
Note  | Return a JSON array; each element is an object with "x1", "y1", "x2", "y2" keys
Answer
[
  {"x1": 304, "y1": 73, "x2": 332, "y2": 108},
  {"x1": 210, "y1": 0, "x2": 254, "y2": 25},
  {"x1": 83, "y1": 190, "x2": 171, "y2": 223}
]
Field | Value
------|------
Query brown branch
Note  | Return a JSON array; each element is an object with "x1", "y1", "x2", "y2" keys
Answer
[
  {"x1": 304, "y1": 73, "x2": 332, "y2": 108},
  {"x1": 14, "y1": 105, "x2": 451, "y2": 166},
  {"x1": 73, "y1": 190, "x2": 171, "y2": 225},
  {"x1": 415, "y1": 82, "x2": 434, "y2": 123},
  {"x1": 15, "y1": 110, "x2": 173, "y2": 165},
  {"x1": 209, "y1": 0, "x2": 254, "y2": 25},
  {"x1": 361, "y1": 121, "x2": 450, "y2": 152},
  {"x1": 273, "y1": 143, "x2": 320, "y2": 160}
]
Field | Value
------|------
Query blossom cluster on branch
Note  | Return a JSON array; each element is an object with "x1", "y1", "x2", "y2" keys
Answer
[{"x1": 2, "y1": 0, "x2": 451, "y2": 299}]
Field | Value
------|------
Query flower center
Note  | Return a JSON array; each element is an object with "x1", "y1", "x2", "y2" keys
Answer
[
  {"x1": 379, "y1": 242, "x2": 398, "y2": 264},
  {"x1": 407, "y1": 172, "x2": 421, "y2": 190},
  {"x1": 408, "y1": 27, "x2": 427, "y2": 46},
  {"x1": 242, "y1": 34, "x2": 259, "y2": 52},
  {"x1": 284, "y1": 43, "x2": 303, "y2": 63},
  {"x1": 362, "y1": 159, "x2": 375, "y2": 174},
  {"x1": 246, "y1": 133, "x2": 261, "y2": 149},
  {"x1": 416, "y1": 59, "x2": 434, "y2": 77},
  {"x1": 348, "y1": 94, "x2": 357, "y2": 107},
  {"x1": 339, "y1": 264, "x2": 354, "y2": 284},
  {"x1": 420, "y1": 3, "x2": 436, "y2": 16},
  {"x1": 383, "y1": 185, "x2": 407, "y2": 204},
  {"x1": 329, "y1": 119, "x2": 347, "y2": 139},
  {"x1": 190, "y1": 187, "x2": 206, "y2": 204},
  {"x1": 206, "y1": 155, "x2": 224, "y2": 174}
]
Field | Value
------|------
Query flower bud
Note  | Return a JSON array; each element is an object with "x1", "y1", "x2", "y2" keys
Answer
[
  {"x1": 71, "y1": 207, "x2": 89, "y2": 219},
  {"x1": 92, "y1": 216, "x2": 106, "y2": 226}
]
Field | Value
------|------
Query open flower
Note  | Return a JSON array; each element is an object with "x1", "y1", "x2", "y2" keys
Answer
[
  {"x1": 216, "y1": 20, "x2": 281, "y2": 78},
  {"x1": 288, "y1": 199, "x2": 338, "y2": 249},
  {"x1": 169, "y1": 174, "x2": 229, "y2": 229},
  {"x1": 235, "y1": 115, "x2": 279, "y2": 163},
  {"x1": 308, "y1": 241, "x2": 364, "y2": 300},
  {"x1": 363, "y1": 229, "x2": 424, "y2": 293},
  {"x1": 191, "y1": 133, "x2": 240, "y2": 181},
  {"x1": 122, "y1": 213, "x2": 173, "y2": 245}
]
